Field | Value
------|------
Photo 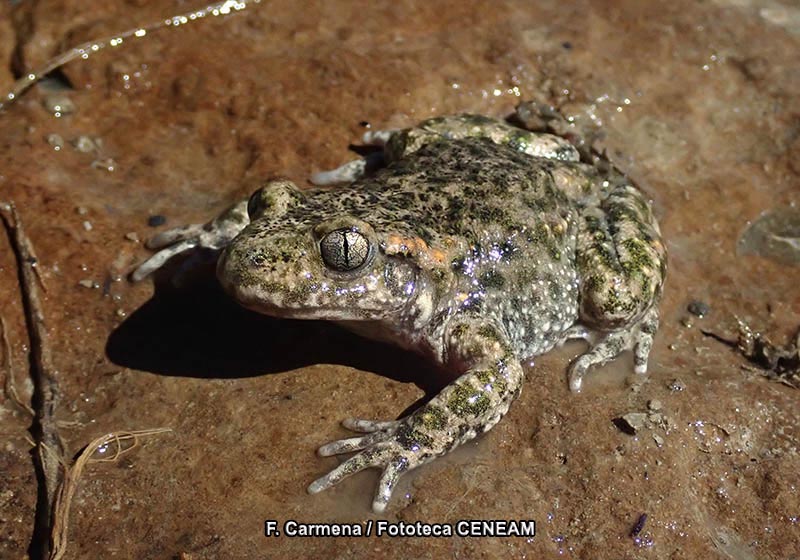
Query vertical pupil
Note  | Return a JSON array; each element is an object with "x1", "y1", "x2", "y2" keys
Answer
[
  {"x1": 321, "y1": 229, "x2": 369, "y2": 271},
  {"x1": 342, "y1": 231, "x2": 350, "y2": 266}
]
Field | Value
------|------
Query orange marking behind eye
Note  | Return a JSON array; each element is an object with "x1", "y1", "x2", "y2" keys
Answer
[{"x1": 384, "y1": 234, "x2": 450, "y2": 267}]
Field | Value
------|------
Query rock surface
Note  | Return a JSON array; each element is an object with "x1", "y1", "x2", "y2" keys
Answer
[{"x1": 0, "y1": 0, "x2": 798, "y2": 558}]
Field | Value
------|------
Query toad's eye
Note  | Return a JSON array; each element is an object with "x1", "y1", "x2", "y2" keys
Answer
[
  {"x1": 247, "y1": 188, "x2": 267, "y2": 219},
  {"x1": 319, "y1": 229, "x2": 372, "y2": 272}
]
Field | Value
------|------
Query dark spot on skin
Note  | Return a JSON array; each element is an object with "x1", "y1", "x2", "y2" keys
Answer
[
  {"x1": 499, "y1": 239, "x2": 519, "y2": 259},
  {"x1": 447, "y1": 378, "x2": 494, "y2": 418},
  {"x1": 480, "y1": 270, "x2": 505, "y2": 289},
  {"x1": 620, "y1": 238, "x2": 655, "y2": 275},
  {"x1": 475, "y1": 368, "x2": 508, "y2": 395},
  {"x1": 417, "y1": 405, "x2": 448, "y2": 431},
  {"x1": 249, "y1": 252, "x2": 266, "y2": 267},
  {"x1": 598, "y1": 287, "x2": 638, "y2": 321},
  {"x1": 476, "y1": 324, "x2": 499, "y2": 341},
  {"x1": 475, "y1": 205, "x2": 510, "y2": 224},
  {"x1": 396, "y1": 424, "x2": 432, "y2": 450},
  {"x1": 460, "y1": 293, "x2": 484, "y2": 312},
  {"x1": 477, "y1": 326, "x2": 513, "y2": 355}
]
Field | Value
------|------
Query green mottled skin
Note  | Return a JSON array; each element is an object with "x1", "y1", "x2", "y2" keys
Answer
[{"x1": 134, "y1": 113, "x2": 666, "y2": 512}]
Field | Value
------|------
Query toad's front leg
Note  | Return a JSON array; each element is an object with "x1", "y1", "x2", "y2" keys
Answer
[
  {"x1": 308, "y1": 318, "x2": 523, "y2": 512},
  {"x1": 130, "y1": 199, "x2": 250, "y2": 282},
  {"x1": 131, "y1": 179, "x2": 304, "y2": 281}
]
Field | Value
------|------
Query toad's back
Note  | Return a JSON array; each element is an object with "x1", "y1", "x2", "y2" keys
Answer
[{"x1": 301, "y1": 138, "x2": 587, "y2": 358}]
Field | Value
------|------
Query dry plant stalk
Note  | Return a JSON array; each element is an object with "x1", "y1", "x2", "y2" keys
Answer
[
  {"x1": 49, "y1": 428, "x2": 172, "y2": 560},
  {"x1": 2, "y1": 202, "x2": 173, "y2": 559},
  {"x1": 1, "y1": 202, "x2": 64, "y2": 557},
  {"x1": 0, "y1": 2, "x2": 254, "y2": 551}
]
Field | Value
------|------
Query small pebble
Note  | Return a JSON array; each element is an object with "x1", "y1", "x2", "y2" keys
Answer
[
  {"x1": 78, "y1": 279, "x2": 94, "y2": 289},
  {"x1": 124, "y1": 232, "x2": 140, "y2": 242},
  {"x1": 73, "y1": 136, "x2": 96, "y2": 153},
  {"x1": 43, "y1": 93, "x2": 76, "y2": 117},
  {"x1": 687, "y1": 300, "x2": 710, "y2": 318},
  {"x1": 47, "y1": 133, "x2": 64, "y2": 151},
  {"x1": 91, "y1": 158, "x2": 116, "y2": 172},
  {"x1": 630, "y1": 514, "x2": 648, "y2": 538},
  {"x1": 668, "y1": 378, "x2": 686, "y2": 392},
  {"x1": 148, "y1": 215, "x2": 166, "y2": 227},
  {"x1": 614, "y1": 412, "x2": 647, "y2": 435},
  {"x1": 647, "y1": 399, "x2": 662, "y2": 411},
  {"x1": 82, "y1": 220, "x2": 92, "y2": 231}
]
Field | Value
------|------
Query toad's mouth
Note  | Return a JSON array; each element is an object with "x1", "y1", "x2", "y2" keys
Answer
[{"x1": 221, "y1": 280, "x2": 413, "y2": 322}]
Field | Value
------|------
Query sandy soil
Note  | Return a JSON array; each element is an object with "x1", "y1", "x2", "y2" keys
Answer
[{"x1": 0, "y1": 0, "x2": 798, "y2": 558}]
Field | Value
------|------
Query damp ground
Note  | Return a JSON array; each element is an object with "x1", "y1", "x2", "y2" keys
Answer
[{"x1": 0, "y1": 1, "x2": 798, "y2": 558}]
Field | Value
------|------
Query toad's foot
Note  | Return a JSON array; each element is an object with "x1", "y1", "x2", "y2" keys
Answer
[
  {"x1": 310, "y1": 152, "x2": 386, "y2": 185},
  {"x1": 308, "y1": 417, "x2": 413, "y2": 513},
  {"x1": 310, "y1": 128, "x2": 397, "y2": 185},
  {"x1": 568, "y1": 306, "x2": 659, "y2": 392},
  {"x1": 309, "y1": 319, "x2": 524, "y2": 512},
  {"x1": 557, "y1": 324, "x2": 597, "y2": 346},
  {"x1": 131, "y1": 200, "x2": 249, "y2": 281}
]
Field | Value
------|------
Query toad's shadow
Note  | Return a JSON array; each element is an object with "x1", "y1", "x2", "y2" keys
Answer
[{"x1": 107, "y1": 277, "x2": 446, "y2": 403}]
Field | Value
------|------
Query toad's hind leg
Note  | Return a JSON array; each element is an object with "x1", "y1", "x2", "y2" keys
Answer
[
  {"x1": 569, "y1": 181, "x2": 667, "y2": 392},
  {"x1": 383, "y1": 114, "x2": 580, "y2": 162},
  {"x1": 568, "y1": 307, "x2": 659, "y2": 392},
  {"x1": 311, "y1": 113, "x2": 582, "y2": 185}
]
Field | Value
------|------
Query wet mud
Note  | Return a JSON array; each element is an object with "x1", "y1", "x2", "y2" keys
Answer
[{"x1": 1, "y1": 0, "x2": 798, "y2": 558}]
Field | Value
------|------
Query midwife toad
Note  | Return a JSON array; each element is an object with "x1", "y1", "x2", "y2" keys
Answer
[{"x1": 133, "y1": 111, "x2": 666, "y2": 512}]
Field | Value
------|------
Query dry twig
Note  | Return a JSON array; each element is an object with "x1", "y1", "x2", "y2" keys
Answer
[
  {"x1": 702, "y1": 317, "x2": 800, "y2": 388},
  {"x1": 1, "y1": 202, "x2": 64, "y2": 559},
  {"x1": 3, "y1": 203, "x2": 173, "y2": 559}
]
